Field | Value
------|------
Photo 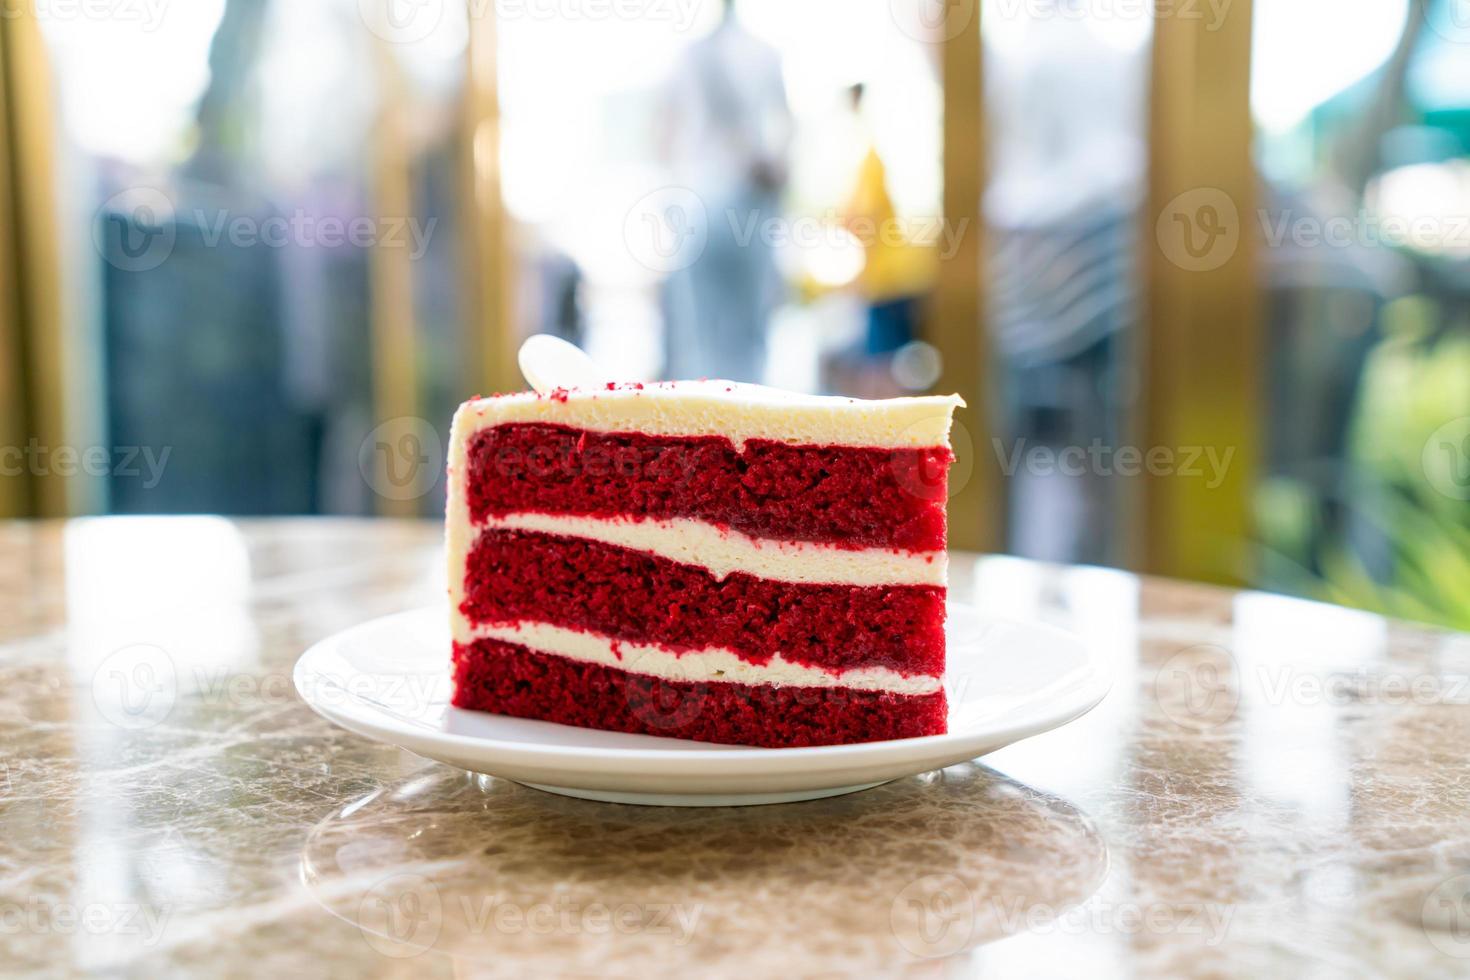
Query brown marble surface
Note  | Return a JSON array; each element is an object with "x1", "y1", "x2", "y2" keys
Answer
[{"x1": 3, "y1": 518, "x2": 1470, "y2": 978}]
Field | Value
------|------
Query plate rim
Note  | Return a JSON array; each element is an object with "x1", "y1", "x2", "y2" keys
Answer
[{"x1": 293, "y1": 604, "x2": 1112, "y2": 773}]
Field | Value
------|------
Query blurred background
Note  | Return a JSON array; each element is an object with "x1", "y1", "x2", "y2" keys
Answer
[{"x1": 2, "y1": 0, "x2": 1469, "y2": 628}]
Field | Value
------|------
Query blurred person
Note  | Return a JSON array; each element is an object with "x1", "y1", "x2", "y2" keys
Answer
[{"x1": 659, "y1": 0, "x2": 791, "y2": 383}]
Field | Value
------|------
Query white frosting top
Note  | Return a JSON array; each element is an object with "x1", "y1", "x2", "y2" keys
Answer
[
  {"x1": 459, "y1": 336, "x2": 961, "y2": 450},
  {"x1": 453, "y1": 381, "x2": 962, "y2": 451}
]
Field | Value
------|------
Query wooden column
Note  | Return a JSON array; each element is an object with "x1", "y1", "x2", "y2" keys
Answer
[
  {"x1": 1137, "y1": 0, "x2": 1261, "y2": 583},
  {"x1": 932, "y1": 3, "x2": 998, "y2": 554},
  {"x1": 0, "y1": 5, "x2": 66, "y2": 518},
  {"x1": 0, "y1": 29, "x2": 26, "y2": 519},
  {"x1": 462, "y1": 7, "x2": 519, "y2": 397},
  {"x1": 368, "y1": 39, "x2": 422, "y2": 518}
]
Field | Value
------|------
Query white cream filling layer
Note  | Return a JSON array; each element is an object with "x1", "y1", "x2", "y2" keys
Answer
[
  {"x1": 451, "y1": 381, "x2": 961, "y2": 452},
  {"x1": 456, "y1": 619, "x2": 943, "y2": 696},
  {"x1": 473, "y1": 512, "x2": 946, "y2": 587}
]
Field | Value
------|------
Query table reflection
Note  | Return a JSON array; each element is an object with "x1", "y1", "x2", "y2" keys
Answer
[{"x1": 301, "y1": 764, "x2": 1108, "y2": 975}]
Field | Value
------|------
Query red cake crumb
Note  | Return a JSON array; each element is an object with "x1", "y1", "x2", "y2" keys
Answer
[
  {"x1": 467, "y1": 423, "x2": 951, "y2": 551},
  {"x1": 462, "y1": 528, "x2": 945, "y2": 675},
  {"x1": 452, "y1": 638, "x2": 947, "y2": 747}
]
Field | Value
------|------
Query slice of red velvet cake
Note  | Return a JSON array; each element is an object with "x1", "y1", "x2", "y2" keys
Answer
[{"x1": 446, "y1": 350, "x2": 961, "y2": 748}]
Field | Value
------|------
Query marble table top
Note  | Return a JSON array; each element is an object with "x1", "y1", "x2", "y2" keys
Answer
[{"x1": 3, "y1": 518, "x2": 1469, "y2": 978}]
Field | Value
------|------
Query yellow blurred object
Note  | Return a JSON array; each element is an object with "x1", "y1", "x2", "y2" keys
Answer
[{"x1": 843, "y1": 147, "x2": 938, "y2": 304}]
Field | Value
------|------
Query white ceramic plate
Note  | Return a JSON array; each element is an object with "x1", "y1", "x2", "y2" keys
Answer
[{"x1": 294, "y1": 604, "x2": 1109, "y2": 807}]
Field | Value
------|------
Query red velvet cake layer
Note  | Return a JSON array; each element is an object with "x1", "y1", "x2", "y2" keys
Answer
[
  {"x1": 461, "y1": 528, "x2": 945, "y2": 676},
  {"x1": 466, "y1": 423, "x2": 951, "y2": 551},
  {"x1": 452, "y1": 637, "x2": 948, "y2": 747}
]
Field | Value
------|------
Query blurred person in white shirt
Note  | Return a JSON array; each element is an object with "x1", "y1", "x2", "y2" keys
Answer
[{"x1": 659, "y1": 0, "x2": 792, "y2": 382}]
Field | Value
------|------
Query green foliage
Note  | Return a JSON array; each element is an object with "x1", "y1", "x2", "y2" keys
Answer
[{"x1": 1256, "y1": 306, "x2": 1470, "y2": 631}]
